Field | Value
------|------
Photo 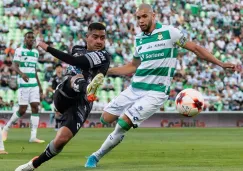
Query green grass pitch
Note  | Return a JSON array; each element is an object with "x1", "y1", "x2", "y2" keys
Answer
[{"x1": 0, "y1": 128, "x2": 243, "y2": 171}]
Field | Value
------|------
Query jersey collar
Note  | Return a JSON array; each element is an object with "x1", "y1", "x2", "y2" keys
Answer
[
  {"x1": 23, "y1": 44, "x2": 33, "y2": 50},
  {"x1": 143, "y1": 22, "x2": 162, "y2": 36}
]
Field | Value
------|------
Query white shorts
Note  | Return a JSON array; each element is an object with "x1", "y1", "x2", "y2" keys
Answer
[
  {"x1": 104, "y1": 86, "x2": 168, "y2": 126},
  {"x1": 18, "y1": 86, "x2": 40, "y2": 105}
]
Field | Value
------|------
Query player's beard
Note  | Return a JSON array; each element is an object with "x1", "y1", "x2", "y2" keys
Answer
[{"x1": 143, "y1": 19, "x2": 153, "y2": 33}]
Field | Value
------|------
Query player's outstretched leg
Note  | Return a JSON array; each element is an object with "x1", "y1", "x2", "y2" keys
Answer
[
  {"x1": 15, "y1": 126, "x2": 73, "y2": 171},
  {"x1": 2, "y1": 110, "x2": 23, "y2": 141},
  {"x1": 85, "y1": 117, "x2": 131, "y2": 168},
  {"x1": 0, "y1": 128, "x2": 7, "y2": 154}
]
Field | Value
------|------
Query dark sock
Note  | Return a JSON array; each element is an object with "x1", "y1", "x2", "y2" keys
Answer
[
  {"x1": 32, "y1": 140, "x2": 62, "y2": 168},
  {"x1": 55, "y1": 119, "x2": 58, "y2": 129}
]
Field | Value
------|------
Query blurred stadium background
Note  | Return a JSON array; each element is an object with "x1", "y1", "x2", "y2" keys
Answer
[
  {"x1": 0, "y1": 0, "x2": 242, "y2": 112},
  {"x1": 0, "y1": 1, "x2": 243, "y2": 171}
]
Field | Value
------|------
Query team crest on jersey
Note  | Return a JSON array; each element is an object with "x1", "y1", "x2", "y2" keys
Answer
[
  {"x1": 158, "y1": 33, "x2": 163, "y2": 40},
  {"x1": 139, "y1": 39, "x2": 142, "y2": 44}
]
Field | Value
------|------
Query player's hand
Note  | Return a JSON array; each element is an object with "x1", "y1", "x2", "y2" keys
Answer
[
  {"x1": 21, "y1": 73, "x2": 29, "y2": 82},
  {"x1": 39, "y1": 88, "x2": 44, "y2": 99},
  {"x1": 39, "y1": 87, "x2": 43, "y2": 94},
  {"x1": 221, "y1": 63, "x2": 242, "y2": 72}
]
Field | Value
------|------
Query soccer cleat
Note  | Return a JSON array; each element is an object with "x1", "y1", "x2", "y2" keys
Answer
[
  {"x1": 29, "y1": 138, "x2": 45, "y2": 143},
  {"x1": 86, "y1": 73, "x2": 104, "y2": 102},
  {"x1": 0, "y1": 150, "x2": 8, "y2": 154},
  {"x1": 85, "y1": 155, "x2": 99, "y2": 168},
  {"x1": 2, "y1": 129, "x2": 8, "y2": 142},
  {"x1": 15, "y1": 156, "x2": 38, "y2": 171}
]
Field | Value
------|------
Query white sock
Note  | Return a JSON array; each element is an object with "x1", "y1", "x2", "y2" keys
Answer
[
  {"x1": 93, "y1": 123, "x2": 127, "y2": 160},
  {"x1": 30, "y1": 114, "x2": 40, "y2": 140},
  {"x1": 3, "y1": 111, "x2": 21, "y2": 131},
  {"x1": 0, "y1": 128, "x2": 5, "y2": 151}
]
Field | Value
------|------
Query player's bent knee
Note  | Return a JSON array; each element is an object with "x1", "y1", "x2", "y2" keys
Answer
[
  {"x1": 117, "y1": 118, "x2": 131, "y2": 131},
  {"x1": 100, "y1": 112, "x2": 118, "y2": 124},
  {"x1": 70, "y1": 75, "x2": 86, "y2": 93},
  {"x1": 100, "y1": 116, "x2": 110, "y2": 125}
]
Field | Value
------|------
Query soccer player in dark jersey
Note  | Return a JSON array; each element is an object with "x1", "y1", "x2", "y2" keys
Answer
[
  {"x1": 50, "y1": 64, "x2": 65, "y2": 131},
  {"x1": 15, "y1": 22, "x2": 111, "y2": 171}
]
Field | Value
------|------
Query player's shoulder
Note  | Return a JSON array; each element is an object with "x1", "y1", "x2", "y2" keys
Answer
[
  {"x1": 97, "y1": 49, "x2": 112, "y2": 60},
  {"x1": 162, "y1": 24, "x2": 179, "y2": 31},
  {"x1": 135, "y1": 32, "x2": 144, "y2": 38},
  {"x1": 72, "y1": 45, "x2": 86, "y2": 51},
  {"x1": 71, "y1": 45, "x2": 87, "y2": 55},
  {"x1": 15, "y1": 47, "x2": 22, "y2": 52},
  {"x1": 32, "y1": 48, "x2": 39, "y2": 53}
]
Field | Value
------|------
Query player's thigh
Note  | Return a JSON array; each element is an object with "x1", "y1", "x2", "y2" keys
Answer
[
  {"x1": 18, "y1": 105, "x2": 28, "y2": 115},
  {"x1": 53, "y1": 89, "x2": 75, "y2": 114},
  {"x1": 104, "y1": 86, "x2": 141, "y2": 118},
  {"x1": 60, "y1": 106, "x2": 83, "y2": 136},
  {"x1": 30, "y1": 102, "x2": 39, "y2": 113},
  {"x1": 125, "y1": 92, "x2": 168, "y2": 127},
  {"x1": 18, "y1": 88, "x2": 30, "y2": 105},
  {"x1": 29, "y1": 86, "x2": 40, "y2": 103}
]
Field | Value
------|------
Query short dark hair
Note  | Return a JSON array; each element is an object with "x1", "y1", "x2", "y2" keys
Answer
[
  {"x1": 24, "y1": 31, "x2": 34, "y2": 38},
  {"x1": 88, "y1": 22, "x2": 106, "y2": 32},
  {"x1": 55, "y1": 63, "x2": 62, "y2": 69}
]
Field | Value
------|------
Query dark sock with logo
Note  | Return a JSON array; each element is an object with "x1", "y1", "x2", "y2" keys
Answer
[{"x1": 32, "y1": 140, "x2": 62, "y2": 168}]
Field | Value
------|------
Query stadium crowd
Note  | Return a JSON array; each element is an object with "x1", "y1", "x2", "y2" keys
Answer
[{"x1": 0, "y1": 0, "x2": 242, "y2": 112}]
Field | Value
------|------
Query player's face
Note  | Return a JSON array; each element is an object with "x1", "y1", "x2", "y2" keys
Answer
[
  {"x1": 56, "y1": 66, "x2": 63, "y2": 74},
  {"x1": 136, "y1": 9, "x2": 155, "y2": 32},
  {"x1": 24, "y1": 33, "x2": 35, "y2": 48},
  {"x1": 86, "y1": 30, "x2": 106, "y2": 51}
]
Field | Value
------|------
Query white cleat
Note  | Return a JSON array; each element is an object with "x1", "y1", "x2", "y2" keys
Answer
[
  {"x1": 86, "y1": 73, "x2": 104, "y2": 102},
  {"x1": 29, "y1": 138, "x2": 45, "y2": 143},
  {"x1": 15, "y1": 160, "x2": 35, "y2": 171},
  {"x1": 0, "y1": 150, "x2": 8, "y2": 154}
]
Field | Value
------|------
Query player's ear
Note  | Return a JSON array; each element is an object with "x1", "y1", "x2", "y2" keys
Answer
[{"x1": 152, "y1": 12, "x2": 155, "y2": 19}]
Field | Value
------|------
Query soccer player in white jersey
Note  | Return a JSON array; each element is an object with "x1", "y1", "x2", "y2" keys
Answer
[
  {"x1": 2, "y1": 32, "x2": 45, "y2": 143},
  {"x1": 85, "y1": 4, "x2": 240, "y2": 167}
]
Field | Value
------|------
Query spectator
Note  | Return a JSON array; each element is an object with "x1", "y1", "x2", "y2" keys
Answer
[{"x1": 102, "y1": 78, "x2": 115, "y2": 91}]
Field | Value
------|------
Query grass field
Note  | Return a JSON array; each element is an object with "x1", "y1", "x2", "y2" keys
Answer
[{"x1": 0, "y1": 128, "x2": 243, "y2": 171}]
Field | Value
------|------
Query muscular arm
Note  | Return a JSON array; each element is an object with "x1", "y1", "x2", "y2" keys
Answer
[
  {"x1": 11, "y1": 62, "x2": 24, "y2": 76},
  {"x1": 35, "y1": 69, "x2": 42, "y2": 93},
  {"x1": 37, "y1": 41, "x2": 90, "y2": 69},
  {"x1": 183, "y1": 41, "x2": 224, "y2": 67},
  {"x1": 108, "y1": 58, "x2": 141, "y2": 76},
  {"x1": 46, "y1": 46, "x2": 90, "y2": 70}
]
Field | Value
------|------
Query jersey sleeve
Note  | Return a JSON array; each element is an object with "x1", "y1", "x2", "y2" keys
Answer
[
  {"x1": 133, "y1": 40, "x2": 140, "y2": 59},
  {"x1": 13, "y1": 48, "x2": 21, "y2": 62},
  {"x1": 84, "y1": 50, "x2": 111, "y2": 68},
  {"x1": 170, "y1": 27, "x2": 188, "y2": 47},
  {"x1": 71, "y1": 45, "x2": 83, "y2": 56}
]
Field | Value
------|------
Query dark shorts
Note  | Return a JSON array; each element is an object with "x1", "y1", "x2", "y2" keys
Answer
[{"x1": 53, "y1": 84, "x2": 91, "y2": 136}]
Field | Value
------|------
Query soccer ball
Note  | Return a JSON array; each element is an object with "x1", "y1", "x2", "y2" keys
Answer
[{"x1": 175, "y1": 88, "x2": 204, "y2": 117}]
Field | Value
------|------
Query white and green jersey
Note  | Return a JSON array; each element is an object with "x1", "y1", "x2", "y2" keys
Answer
[
  {"x1": 132, "y1": 22, "x2": 187, "y2": 94},
  {"x1": 13, "y1": 45, "x2": 39, "y2": 88}
]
